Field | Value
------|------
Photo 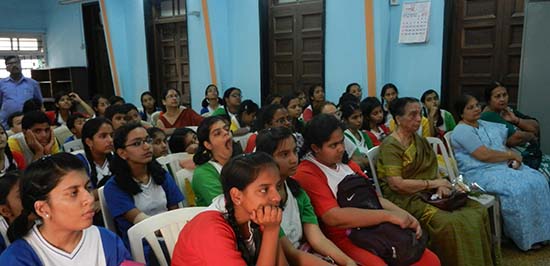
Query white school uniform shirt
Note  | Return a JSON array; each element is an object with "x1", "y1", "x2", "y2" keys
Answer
[
  {"x1": 280, "y1": 182, "x2": 303, "y2": 248},
  {"x1": 24, "y1": 225, "x2": 106, "y2": 266},
  {"x1": 94, "y1": 159, "x2": 111, "y2": 185},
  {"x1": 0, "y1": 216, "x2": 10, "y2": 248},
  {"x1": 304, "y1": 153, "x2": 355, "y2": 197},
  {"x1": 343, "y1": 129, "x2": 370, "y2": 157},
  {"x1": 132, "y1": 177, "x2": 168, "y2": 216}
]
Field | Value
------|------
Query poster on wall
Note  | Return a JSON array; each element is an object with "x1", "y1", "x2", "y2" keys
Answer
[{"x1": 398, "y1": 1, "x2": 431, "y2": 43}]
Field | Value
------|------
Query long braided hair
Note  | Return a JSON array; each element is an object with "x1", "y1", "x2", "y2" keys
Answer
[{"x1": 220, "y1": 152, "x2": 279, "y2": 265}]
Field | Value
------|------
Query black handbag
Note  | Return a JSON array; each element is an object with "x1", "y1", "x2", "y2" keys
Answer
[
  {"x1": 337, "y1": 174, "x2": 428, "y2": 266},
  {"x1": 418, "y1": 189, "x2": 468, "y2": 212}
]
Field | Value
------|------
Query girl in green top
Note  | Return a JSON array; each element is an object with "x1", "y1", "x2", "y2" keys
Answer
[
  {"x1": 341, "y1": 101, "x2": 373, "y2": 171},
  {"x1": 256, "y1": 127, "x2": 356, "y2": 266},
  {"x1": 420, "y1": 89, "x2": 456, "y2": 138}
]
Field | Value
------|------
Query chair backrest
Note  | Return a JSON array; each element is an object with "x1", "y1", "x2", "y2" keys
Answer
[
  {"x1": 150, "y1": 111, "x2": 161, "y2": 127},
  {"x1": 233, "y1": 132, "x2": 253, "y2": 151},
  {"x1": 97, "y1": 186, "x2": 117, "y2": 233},
  {"x1": 157, "y1": 152, "x2": 192, "y2": 178},
  {"x1": 366, "y1": 146, "x2": 383, "y2": 196},
  {"x1": 63, "y1": 139, "x2": 84, "y2": 152},
  {"x1": 127, "y1": 207, "x2": 208, "y2": 265},
  {"x1": 443, "y1": 131, "x2": 456, "y2": 162},
  {"x1": 426, "y1": 137, "x2": 457, "y2": 181},
  {"x1": 175, "y1": 168, "x2": 196, "y2": 207},
  {"x1": 53, "y1": 125, "x2": 73, "y2": 145}
]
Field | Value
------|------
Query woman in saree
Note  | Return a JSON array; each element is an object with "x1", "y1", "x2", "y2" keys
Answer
[
  {"x1": 377, "y1": 97, "x2": 495, "y2": 266},
  {"x1": 480, "y1": 81, "x2": 549, "y2": 178},
  {"x1": 451, "y1": 94, "x2": 550, "y2": 251}
]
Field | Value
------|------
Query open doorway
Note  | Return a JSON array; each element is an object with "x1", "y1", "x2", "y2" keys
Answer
[{"x1": 82, "y1": 2, "x2": 115, "y2": 98}]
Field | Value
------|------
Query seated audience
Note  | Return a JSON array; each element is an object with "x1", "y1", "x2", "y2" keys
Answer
[
  {"x1": 200, "y1": 84, "x2": 224, "y2": 116},
  {"x1": 281, "y1": 93, "x2": 305, "y2": 135},
  {"x1": 231, "y1": 99, "x2": 258, "y2": 137},
  {"x1": 360, "y1": 97, "x2": 389, "y2": 145},
  {"x1": 0, "y1": 125, "x2": 24, "y2": 172},
  {"x1": 420, "y1": 89, "x2": 456, "y2": 137},
  {"x1": 169, "y1": 127, "x2": 199, "y2": 154},
  {"x1": 294, "y1": 114, "x2": 439, "y2": 266},
  {"x1": 104, "y1": 104, "x2": 128, "y2": 130},
  {"x1": 22, "y1": 98, "x2": 45, "y2": 114},
  {"x1": 6, "y1": 112, "x2": 23, "y2": 137},
  {"x1": 211, "y1": 87, "x2": 242, "y2": 128},
  {"x1": 377, "y1": 97, "x2": 494, "y2": 266},
  {"x1": 480, "y1": 81, "x2": 549, "y2": 177},
  {"x1": 257, "y1": 127, "x2": 356, "y2": 266},
  {"x1": 91, "y1": 94, "x2": 110, "y2": 118},
  {"x1": 244, "y1": 104, "x2": 291, "y2": 153},
  {"x1": 139, "y1": 91, "x2": 160, "y2": 123},
  {"x1": 172, "y1": 152, "x2": 287, "y2": 266},
  {"x1": 451, "y1": 94, "x2": 550, "y2": 251},
  {"x1": 345, "y1": 83, "x2": 363, "y2": 100},
  {"x1": 0, "y1": 153, "x2": 131, "y2": 265},
  {"x1": 265, "y1": 93, "x2": 282, "y2": 105},
  {"x1": 302, "y1": 84, "x2": 325, "y2": 122},
  {"x1": 157, "y1": 88, "x2": 203, "y2": 135},
  {"x1": 64, "y1": 113, "x2": 87, "y2": 143},
  {"x1": 109, "y1": 95, "x2": 125, "y2": 106},
  {"x1": 380, "y1": 83, "x2": 398, "y2": 127},
  {"x1": 192, "y1": 116, "x2": 234, "y2": 206},
  {"x1": 0, "y1": 172, "x2": 22, "y2": 254},
  {"x1": 8, "y1": 111, "x2": 60, "y2": 165},
  {"x1": 147, "y1": 127, "x2": 169, "y2": 158},
  {"x1": 123, "y1": 103, "x2": 152, "y2": 128},
  {"x1": 76, "y1": 118, "x2": 114, "y2": 189},
  {"x1": 341, "y1": 101, "x2": 373, "y2": 170},
  {"x1": 104, "y1": 123, "x2": 183, "y2": 260},
  {"x1": 315, "y1": 101, "x2": 340, "y2": 120},
  {"x1": 296, "y1": 89, "x2": 308, "y2": 109},
  {"x1": 338, "y1": 92, "x2": 359, "y2": 107},
  {"x1": 45, "y1": 91, "x2": 94, "y2": 126}
]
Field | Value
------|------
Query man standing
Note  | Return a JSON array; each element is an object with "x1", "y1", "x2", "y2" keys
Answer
[{"x1": 0, "y1": 55, "x2": 43, "y2": 127}]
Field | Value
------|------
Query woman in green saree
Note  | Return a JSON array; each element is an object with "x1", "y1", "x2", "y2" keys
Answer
[{"x1": 377, "y1": 97, "x2": 497, "y2": 266}]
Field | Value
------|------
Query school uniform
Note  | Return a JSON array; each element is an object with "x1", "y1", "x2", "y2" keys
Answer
[
  {"x1": 0, "y1": 217, "x2": 9, "y2": 254},
  {"x1": 103, "y1": 172, "x2": 184, "y2": 247},
  {"x1": 0, "y1": 225, "x2": 130, "y2": 266}
]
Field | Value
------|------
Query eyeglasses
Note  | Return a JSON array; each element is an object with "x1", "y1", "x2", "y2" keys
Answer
[
  {"x1": 230, "y1": 94, "x2": 242, "y2": 98},
  {"x1": 124, "y1": 136, "x2": 153, "y2": 148},
  {"x1": 273, "y1": 116, "x2": 291, "y2": 125}
]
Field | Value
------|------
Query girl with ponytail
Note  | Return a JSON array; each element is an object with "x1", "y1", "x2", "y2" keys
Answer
[
  {"x1": 172, "y1": 152, "x2": 287, "y2": 266},
  {"x1": 0, "y1": 153, "x2": 130, "y2": 265},
  {"x1": 256, "y1": 127, "x2": 356, "y2": 266}
]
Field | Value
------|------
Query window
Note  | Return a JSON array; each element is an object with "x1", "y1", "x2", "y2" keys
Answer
[{"x1": 0, "y1": 33, "x2": 46, "y2": 78}]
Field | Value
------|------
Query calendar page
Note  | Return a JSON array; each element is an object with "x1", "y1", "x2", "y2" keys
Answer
[{"x1": 398, "y1": 1, "x2": 431, "y2": 44}]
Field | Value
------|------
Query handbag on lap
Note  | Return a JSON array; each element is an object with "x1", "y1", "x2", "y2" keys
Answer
[{"x1": 337, "y1": 174, "x2": 428, "y2": 266}]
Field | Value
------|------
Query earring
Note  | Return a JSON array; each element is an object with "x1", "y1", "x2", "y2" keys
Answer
[{"x1": 45, "y1": 214, "x2": 49, "y2": 218}]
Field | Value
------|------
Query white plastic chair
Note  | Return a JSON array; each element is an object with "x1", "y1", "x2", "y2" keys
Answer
[
  {"x1": 366, "y1": 146, "x2": 383, "y2": 196},
  {"x1": 63, "y1": 139, "x2": 84, "y2": 152},
  {"x1": 127, "y1": 207, "x2": 208, "y2": 265},
  {"x1": 175, "y1": 168, "x2": 196, "y2": 207},
  {"x1": 157, "y1": 152, "x2": 192, "y2": 178},
  {"x1": 150, "y1": 111, "x2": 161, "y2": 127},
  {"x1": 53, "y1": 125, "x2": 73, "y2": 146},
  {"x1": 443, "y1": 131, "x2": 457, "y2": 163},
  {"x1": 98, "y1": 186, "x2": 117, "y2": 233},
  {"x1": 426, "y1": 137, "x2": 458, "y2": 181}
]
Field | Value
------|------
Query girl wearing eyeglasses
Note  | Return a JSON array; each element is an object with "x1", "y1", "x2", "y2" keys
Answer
[{"x1": 103, "y1": 123, "x2": 184, "y2": 262}]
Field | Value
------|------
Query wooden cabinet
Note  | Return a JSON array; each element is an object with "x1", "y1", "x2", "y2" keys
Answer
[{"x1": 31, "y1": 67, "x2": 88, "y2": 110}]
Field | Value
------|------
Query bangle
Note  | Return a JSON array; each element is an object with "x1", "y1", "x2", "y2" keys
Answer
[{"x1": 425, "y1": 180, "x2": 429, "y2": 190}]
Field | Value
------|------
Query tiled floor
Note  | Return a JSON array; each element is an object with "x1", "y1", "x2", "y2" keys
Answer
[{"x1": 502, "y1": 242, "x2": 550, "y2": 266}]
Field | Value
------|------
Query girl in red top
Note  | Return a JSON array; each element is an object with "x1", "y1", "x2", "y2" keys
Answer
[
  {"x1": 360, "y1": 97, "x2": 390, "y2": 146},
  {"x1": 294, "y1": 114, "x2": 440, "y2": 266},
  {"x1": 172, "y1": 152, "x2": 287, "y2": 266}
]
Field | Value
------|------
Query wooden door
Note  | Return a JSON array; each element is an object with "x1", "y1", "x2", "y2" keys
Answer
[
  {"x1": 447, "y1": 0, "x2": 524, "y2": 108},
  {"x1": 267, "y1": 0, "x2": 324, "y2": 99},
  {"x1": 148, "y1": 0, "x2": 190, "y2": 106}
]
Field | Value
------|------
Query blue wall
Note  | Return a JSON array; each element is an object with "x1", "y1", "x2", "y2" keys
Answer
[
  {"x1": 43, "y1": 0, "x2": 87, "y2": 68},
  {"x1": 102, "y1": 0, "x2": 149, "y2": 105},
  {"x1": 325, "y1": 0, "x2": 367, "y2": 103},
  {"x1": 386, "y1": 0, "x2": 445, "y2": 98},
  {"x1": 0, "y1": 0, "x2": 45, "y2": 32}
]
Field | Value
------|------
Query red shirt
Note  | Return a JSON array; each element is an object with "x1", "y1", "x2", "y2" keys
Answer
[
  {"x1": 293, "y1": 159, "x2": 364, "y2": 242},
  {"x1": 158, "y1": 108, "x2": 203, "y2": 128},
  {"x1": 172, "y1": 210, "x2": 249, "y2": 266}
]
